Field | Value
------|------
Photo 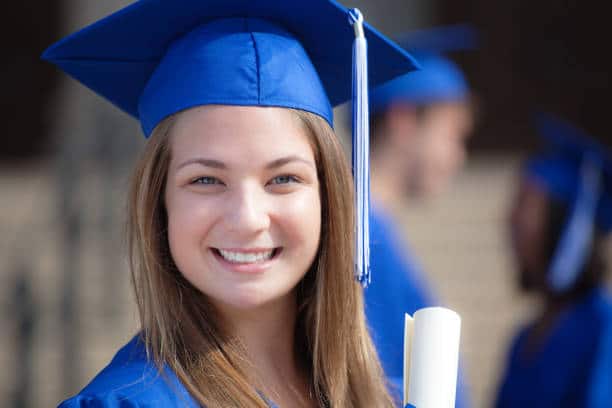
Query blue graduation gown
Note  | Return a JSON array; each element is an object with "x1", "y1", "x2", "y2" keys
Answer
[
  {"x1": 365, "y1": 207, "x2": 471, "y2": 407},
  {"x1": 495, "y1": 288, "x2": 612, "y2": 408},
  {"x1": 366, "y1": 208, "x2": 434, "y2": 378},
  {"x1": 58, "y1": 335, "x2": 279, "y2": 407}
]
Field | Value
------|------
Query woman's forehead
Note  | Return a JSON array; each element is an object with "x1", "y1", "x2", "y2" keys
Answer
[{"x1": 168, "y1": 105, "x2": 316, "y2": 167}]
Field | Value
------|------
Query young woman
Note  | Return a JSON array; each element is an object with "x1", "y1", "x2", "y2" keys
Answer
[
  {"x1": 495, "y1": 113, "x2": 612, "y2": 407},
  {"x1": 44, "y1": 1, "x2": 418, "y2": 406}
]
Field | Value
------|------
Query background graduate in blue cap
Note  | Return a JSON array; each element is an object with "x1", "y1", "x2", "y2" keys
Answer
[
  {"x1": 495, "y1": 113, "x2": 612, "y2": 407},
  {"x1": 42, "y1": 0, "x2": 419, "y2": 406},
  {"x1": 364, "y1": 24, "x2": 475, "y2": 406}
]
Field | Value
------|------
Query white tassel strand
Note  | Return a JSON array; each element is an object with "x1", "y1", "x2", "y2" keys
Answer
[{"x1": 348, "y1": 9, "x2": 371, "y2": 287}]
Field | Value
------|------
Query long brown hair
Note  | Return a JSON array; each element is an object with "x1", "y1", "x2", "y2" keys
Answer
[{"x1": 127, "y1": 108, "x2": 394, "y2": 407}]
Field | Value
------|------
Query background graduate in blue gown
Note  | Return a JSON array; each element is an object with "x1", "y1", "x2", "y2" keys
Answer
[
  {"x1": 43, "y1": 0, "x2": 419, "y2": 406},
  {"x1": 495, "y1": 113, "x2": 612, "y2": 407},
  {"x1": 365, "y1": 25, "x2": 476, "y2": 406}
]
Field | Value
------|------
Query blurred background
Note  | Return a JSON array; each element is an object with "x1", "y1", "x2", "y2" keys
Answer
[{"x1": 2, "y1": 0, "x2": 611, "y2": 407}]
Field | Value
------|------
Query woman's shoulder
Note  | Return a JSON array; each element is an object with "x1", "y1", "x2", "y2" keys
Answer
[{"x1": 58, "y1": 335, "x2": 198, "y2": 407}]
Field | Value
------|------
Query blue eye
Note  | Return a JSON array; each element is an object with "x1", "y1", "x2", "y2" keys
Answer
[
  {"x1": 270, "y1": 175, "x2": 299, "y2": 185},
  {"x1": 192, "y1": 176, "x2": 222, "y2": 185}
]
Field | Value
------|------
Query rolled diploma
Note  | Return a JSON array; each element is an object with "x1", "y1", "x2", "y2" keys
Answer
[{"x1": 403, "y1": 307, "x2": 461, "y2": 408}]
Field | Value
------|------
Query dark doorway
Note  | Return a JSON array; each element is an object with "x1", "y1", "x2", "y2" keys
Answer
[
  {"x1": 438, "y1": 1, "x2": 612, "y2": 151},
  {"x1": 2, "y1": 1, "x2": 63, "y2": 161}
]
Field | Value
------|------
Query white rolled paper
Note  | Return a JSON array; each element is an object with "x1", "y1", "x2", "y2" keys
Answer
[{"x1": 404, "y1": 307, "x2": 461, "y2": 408}]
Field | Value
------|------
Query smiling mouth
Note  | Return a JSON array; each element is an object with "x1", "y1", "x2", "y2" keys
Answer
[{"x1": 212, "y1": 248, "x2": 282, "y2": 264}]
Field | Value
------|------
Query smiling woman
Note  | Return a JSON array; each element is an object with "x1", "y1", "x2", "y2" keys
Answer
[
  {"x1": 128, "y1": 106, "x2": 361, "y2": 407},
  {"x1": 43, "y1": 0, "x2": 419, "y2": 407}
]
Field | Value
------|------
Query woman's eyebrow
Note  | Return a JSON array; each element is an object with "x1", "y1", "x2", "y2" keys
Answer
[
  {"x1": 176, "y1": 155, "x2": 314, "y2": 171},
  {"x1": 265, "y1": 155, "x2": 315, "y2": 170},
  {"x1": 176, "y1": 158, "x2": 226, "y2": 171}
]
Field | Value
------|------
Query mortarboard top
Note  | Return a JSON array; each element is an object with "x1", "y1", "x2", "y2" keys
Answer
[
  {"x1": 525, "y1": 112, "x2": 612, "y2": 233},
  {"x1": 41, "y1": 0, "x2": 419, "y2": 137},
  {"x1": 369, "y1": 24, "x2": 476, "y2": 114}
]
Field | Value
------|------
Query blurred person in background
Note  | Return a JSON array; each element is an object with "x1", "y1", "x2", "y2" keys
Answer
[
  {"x1": 495, "y1": 113, "x2": 612, "y2": 407},
  {"x1": 363, "y1": 25, "x2": 476, "y2": 406}
]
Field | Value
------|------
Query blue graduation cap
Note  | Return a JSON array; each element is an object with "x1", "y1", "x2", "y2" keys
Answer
[
  {"x1": 41, "y1": 0, "x2": 417, "y2": 136},
  {"x1": 525, "y1": 112, "x2": 612, "y2": 292},
  {"x1": 42, "y1": 0, "x2": 419, "y2": 287},
  {"x1": 369, "y1": 24, "x2": 476, "y2": 114}
]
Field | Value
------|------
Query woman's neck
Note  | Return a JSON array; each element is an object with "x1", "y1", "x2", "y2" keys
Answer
[
  {"x1": 237, "y1": 298, "x2": 298, "y2": 375},
  {"x1": 217, "y1": 293, "x2": 313, "y2": 406}
]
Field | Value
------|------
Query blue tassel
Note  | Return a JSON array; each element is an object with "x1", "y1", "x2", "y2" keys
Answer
[
  {"x1": 548, "y1": 153, "x2": 602, "y2": 292},
  {"x1": 348, "y1": 9, "x2": 371, "y2": 287}
]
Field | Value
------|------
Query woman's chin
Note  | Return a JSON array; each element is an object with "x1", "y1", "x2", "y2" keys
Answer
[{"x1": 210, "y1": 283, "x2": 296, "y2": 314}]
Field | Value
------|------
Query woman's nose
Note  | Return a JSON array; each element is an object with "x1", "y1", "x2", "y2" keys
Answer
[{"x1": 223, "y1": 183, "x2": 271, "y2": 235}]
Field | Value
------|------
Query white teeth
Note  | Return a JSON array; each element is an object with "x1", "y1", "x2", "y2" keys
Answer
[{"x1": 218, "y1": 249, "x2": 275, "y2": 263}]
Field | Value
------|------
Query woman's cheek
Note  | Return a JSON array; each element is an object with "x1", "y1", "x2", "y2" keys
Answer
[
  {"x1": 272, "y1": 188, "x2": 319, "y2": 236},
  {"x1": 167, "y1": 191, "x2": 218, "y2": 246}
]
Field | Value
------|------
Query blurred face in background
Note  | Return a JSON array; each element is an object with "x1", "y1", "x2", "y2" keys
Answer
[
  {"x1": 371, "y1": 99, "x2": 474, "y2": 203},
  {"x1": 409, "y1": 100, "x2": 473, "y2": 196},
  {"x1": 508, "y1": 178, "x2": 550, "y2": 291},
  {"x1": 382, "y1": 99, "x2": 473, "y2": 199}
]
